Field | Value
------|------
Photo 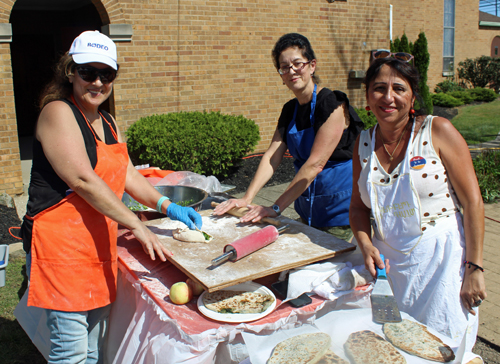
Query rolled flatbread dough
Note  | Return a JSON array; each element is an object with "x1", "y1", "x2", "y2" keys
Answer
[{"x1": 173, "y1": 227, "x2": 212, "y2": 243}]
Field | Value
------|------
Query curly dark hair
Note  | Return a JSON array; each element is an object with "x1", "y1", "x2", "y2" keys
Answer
[
  {"x1": 364, "y1": 57, "x2": 425, "y2": 114},
  {"x1": 271, "y1": 33, "x2": 320, "y2": 84}
]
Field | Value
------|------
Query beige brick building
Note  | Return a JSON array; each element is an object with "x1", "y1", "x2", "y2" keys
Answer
[
  {"x1": 0, "y1": 0, "x2": 498, "y2": 198},
  {"x1": 0, "y1": 0, "x2": 391, "y2": 197},
  {"x1": 391, "y1": 0, "x2": 500, "y2": 89}
]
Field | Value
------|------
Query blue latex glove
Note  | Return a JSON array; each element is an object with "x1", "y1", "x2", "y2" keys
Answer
[{"x1": 166, "y1": 203, "x2": 202, "y2": 230}]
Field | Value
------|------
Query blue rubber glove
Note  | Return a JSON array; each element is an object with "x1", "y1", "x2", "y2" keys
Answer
[{"x1": 166, "y1": 203, "x2": 202, "y2": 230}]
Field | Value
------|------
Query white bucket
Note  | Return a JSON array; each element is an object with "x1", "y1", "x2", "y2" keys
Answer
[{"x1": 0, "y1": 244, "x2": 9, "y2": 287}]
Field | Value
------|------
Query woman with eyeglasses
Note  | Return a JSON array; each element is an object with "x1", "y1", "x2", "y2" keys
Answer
[
  {"x1": 214, "y1": 33, "x2": 363, "y2": 241},
  {"x1": 350, "y1": 55, "x2": 486, "y2": 350},
  {"x1": 19, "y1": 31, "x2": 201, "y2": 363}
]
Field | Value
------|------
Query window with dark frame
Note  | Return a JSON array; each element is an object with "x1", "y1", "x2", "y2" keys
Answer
[{"x1": 443, "y1": 0, "x2": 455, "y2": 75}]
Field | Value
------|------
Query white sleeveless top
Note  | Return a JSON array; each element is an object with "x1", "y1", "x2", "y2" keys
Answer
[{"x1": 357, "y1": 115, "x2": 460, "y2": 231}]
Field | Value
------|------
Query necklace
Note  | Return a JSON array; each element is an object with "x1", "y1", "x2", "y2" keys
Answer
[{"x1": 378, "y1": 124, "x2": 408, "y2": 162}]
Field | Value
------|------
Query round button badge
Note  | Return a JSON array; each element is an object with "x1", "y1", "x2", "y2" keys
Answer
[{"x1": 410, "y1": 156, "x2": 426, "y2": 170}]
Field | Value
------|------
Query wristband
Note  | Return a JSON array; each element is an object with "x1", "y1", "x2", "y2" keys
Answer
[
  {"x1": 464, "y1": 260, "x2": 484, "y2": 272},
  {"x1": 156, "y1": 196, "x2": 170, "y2": 213}
]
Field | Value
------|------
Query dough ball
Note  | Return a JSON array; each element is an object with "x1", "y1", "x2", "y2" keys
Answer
[{"x1": 173, "y1": 228, "x2": 212, "y2": 243}]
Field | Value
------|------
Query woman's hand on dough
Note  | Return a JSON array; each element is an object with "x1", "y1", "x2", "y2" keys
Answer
[
  {"x1": 461, "y1": 268, "x2": 487, "y2": 315},
  {"x1": 212, "y1": 198, "x2": 249, "y2": 216},
  {"x1": 166, "y1": 203, "x2": 202, "y2": 230},
  {"x1": 131, "y1": 224, "x2": 173, "y2": 262},
  {"x1": 239, "y1": 204, "x2": 275, "y2": 223}
]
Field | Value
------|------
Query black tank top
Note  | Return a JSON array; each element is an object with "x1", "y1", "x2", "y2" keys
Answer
[{"x1": 21, "y1": 98, "x2": 118, "y2": 253}]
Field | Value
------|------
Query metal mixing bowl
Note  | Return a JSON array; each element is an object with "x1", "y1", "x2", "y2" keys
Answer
[{"x1": 122, "y1": 186, "x2": 208, "y2": 220}]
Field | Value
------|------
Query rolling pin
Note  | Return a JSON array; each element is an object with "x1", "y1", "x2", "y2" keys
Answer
[
  {"x1": 211, "y1": 225, "x2": 289, "y2": 266},
  {"x1": 210, "y1": 201, "x2": 281, "y2": 226}
]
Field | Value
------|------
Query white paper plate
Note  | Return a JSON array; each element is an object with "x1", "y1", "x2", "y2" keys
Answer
[{"x1": 197, "y1": 282, "x2": 277, "y2": 323}]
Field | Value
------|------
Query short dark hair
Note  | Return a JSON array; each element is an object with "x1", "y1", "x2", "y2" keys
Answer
[
  {"x1": 364, "y1": 58, "x2": 424, "y2": 113},
  {"x1": 271, "y1": 33, "x2": 320, "y2": 84}
]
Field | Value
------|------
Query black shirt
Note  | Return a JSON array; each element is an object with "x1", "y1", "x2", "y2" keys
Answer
[{"x1": 277, "y1": 88, "x2": 364, "y2": 161}]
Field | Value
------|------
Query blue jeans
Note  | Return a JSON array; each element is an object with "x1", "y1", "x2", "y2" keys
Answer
[
  {"x1": 27, "y1": 252, "x2": 111, "y2": 364},
  {"x1": 46, "y1": 305, "x2": 110, "y2": 364}
]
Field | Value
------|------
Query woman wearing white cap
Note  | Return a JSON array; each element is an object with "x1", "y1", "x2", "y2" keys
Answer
[{"x1": 20, "y1": 30, "x2": 201, "y2": 363}]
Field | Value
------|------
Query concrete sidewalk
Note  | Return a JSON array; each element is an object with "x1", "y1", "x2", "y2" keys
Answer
[{"x1": 235, "y1": 183, "x2": 500, "y2": 347}]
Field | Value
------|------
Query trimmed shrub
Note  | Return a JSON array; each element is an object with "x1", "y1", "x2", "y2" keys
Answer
[
  {"x1": 399, "y1": 33, "x2": 411, "y2": 54},
  {"x1": 473, "y1": 151, "x2": 500, "y2": 203},
  {"x1": 431, "y1": 93, "x2": 463, "y2": 107},
  {"x1": 126, "y1": 111, "x2": 260, "y2": 177},
  {"x1": 390, "y1": 38, "x2": 400, "y2": 52},
  {"x1": 466, "y1": 87, "x2": 498, "y2": 102},
  {"x1": 434, "y1": 79, "x2": 465, "y2": 93},
  {"x1": 413, "y1": 32, "x2": 433, "y2": 114},
  {"x1": 457, "y1": 56, "x2": 497, "y2": 89},
  {"x1": 355, "y1": 108, "x2": 378, "y2": 130},
  {"x1": 448, "y1": 91, "x2": 474, "y2": 104}
]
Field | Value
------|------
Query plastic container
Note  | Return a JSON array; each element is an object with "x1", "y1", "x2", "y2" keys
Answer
[{"x1": 0, "y1": 244, "x2": 9, "y2": 287}]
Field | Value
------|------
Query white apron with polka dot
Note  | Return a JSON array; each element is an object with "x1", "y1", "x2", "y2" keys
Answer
[{"x1": 367, "y1": 122, "x2": 423, "y2": 255}]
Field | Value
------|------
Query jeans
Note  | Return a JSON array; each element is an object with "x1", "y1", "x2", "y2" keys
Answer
[
  {"x1": 46, "y1": 305, "x2": 110, "y2": 364},
  {"x1": 27, "y1": 252, "x2": 111, "y2": 363}
]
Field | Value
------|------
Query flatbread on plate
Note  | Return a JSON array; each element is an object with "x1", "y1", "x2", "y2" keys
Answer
[
  {"x1": 383, "y1": 319, "x2": 455, "y2": 362},
  {"x1": 344, "y1": 330, "x2": 406, "y2": 364},
  {"x1": 202, "y1": 290, "x2": 274, "y2": 314},
  {"x1": 267, "y1": 333, "x2": 331, "y2": 364}
]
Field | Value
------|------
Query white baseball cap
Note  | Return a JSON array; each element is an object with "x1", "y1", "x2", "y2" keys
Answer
[{"x1": 69, "y1": 30, "x2": 118, "y2": 70}]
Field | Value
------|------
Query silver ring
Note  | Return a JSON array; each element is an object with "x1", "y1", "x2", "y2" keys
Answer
[{"x1": 473, "y1": 298, "x2": 483, "y2": 307}]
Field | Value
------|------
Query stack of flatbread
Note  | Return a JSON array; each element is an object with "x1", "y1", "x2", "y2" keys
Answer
[
  {"x1": 267, "y1": 333, "x2": 346, "y2": 364},
  {"x1": 203, "y1": 290, "x2": 274, "y2": 314},
  {"x1": 383, "y1": 319, "x2": 455, "y2": 362}
]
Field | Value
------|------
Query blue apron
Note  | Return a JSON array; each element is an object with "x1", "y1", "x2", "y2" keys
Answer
[{"x1": 286, "y1": 84, "x2": 352, "y2": 227}]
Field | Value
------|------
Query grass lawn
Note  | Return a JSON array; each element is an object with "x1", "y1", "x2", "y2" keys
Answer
[
  {"x1": 451, "y1": 99, "x2": 500, "y2": 145},
  {"x1": 0, "y1": 255, "x2": 45, "y2": 364}
]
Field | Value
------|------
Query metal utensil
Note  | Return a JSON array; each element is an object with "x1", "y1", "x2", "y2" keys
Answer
[{"x1": 370, "y1": 254, "x2": 402, "y2": 323}]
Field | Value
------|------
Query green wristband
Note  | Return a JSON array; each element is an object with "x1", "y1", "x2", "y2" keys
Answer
[{"x1": 156, "y1": 196, "x2": 170, "y2": 213}]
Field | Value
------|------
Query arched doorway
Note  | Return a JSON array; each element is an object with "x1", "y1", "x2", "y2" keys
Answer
[
  {"x1": 491, "y1": 35, "x2": 500, "y2": 58},
  {"x1": 9, "y1": 0, "x2": 107, "y2": 168}
]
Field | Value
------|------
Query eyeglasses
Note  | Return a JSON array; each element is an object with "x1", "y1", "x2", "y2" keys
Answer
[
  {"x1": 278, "y1": 61, "x2": 311, "y2": 75},
  {"x1": 75, "y1": 65, "x2": 118, "y2": 84},
  {"x1": 372, "y1": 50, "x2": 414, "y2": 63}
]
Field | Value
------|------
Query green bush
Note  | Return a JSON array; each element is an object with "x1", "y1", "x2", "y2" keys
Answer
[
  {"x1": 448, "y1": 91, "x2": 474, "y2": 104},
  {"x1": 434, "y1": 79, "x2": 465, "y2": 93},
  {"x1": 457, "y1": 56, "x2": 500, "y2": 89},
  {"x1": 431, "y1": 93, "x2": 463, "y2": 107},
  {"x1": 466, "y1": 87, "x2": 498, "y2": 102},
  {"x1": 126, "y1": 111, "x2": 260, "y2": 177},
  {"x1": 413, "y1": 32, "x2": 433, "y2": 114},
  {"x1": 355, "y1": 108, "x2": 378, "y2": 130},
  {"x1": 473, "y1": 151, "x2": 500, "y2": 203}
]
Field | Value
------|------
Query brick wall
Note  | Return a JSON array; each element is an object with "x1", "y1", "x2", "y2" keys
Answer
[
  {"x1": 0, "y1": 0, "x2": 391, "y2": 197},
  {"x1": 392, "y1": 0, "x2": 500, "y2": 91},
  {"x1": 112, "y1": 0, "x2": 390, "y2": 149},
  {"x1": 0, "y1": 0, "x2": 22, "y2": 196}
]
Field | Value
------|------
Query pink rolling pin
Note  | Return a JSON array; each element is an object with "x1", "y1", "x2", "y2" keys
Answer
[{"x1": 211, "y1": 225, "x2": 289, "y2": 266}]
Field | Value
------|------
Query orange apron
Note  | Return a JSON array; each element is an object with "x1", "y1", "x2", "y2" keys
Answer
[{"x1": 27, "y1": 100, "x2": 128, "y2": 311}]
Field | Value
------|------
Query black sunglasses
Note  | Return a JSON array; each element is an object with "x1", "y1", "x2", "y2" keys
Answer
[{"x1": 75, "y1": 65, "x2": 118, "y2": 84}]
